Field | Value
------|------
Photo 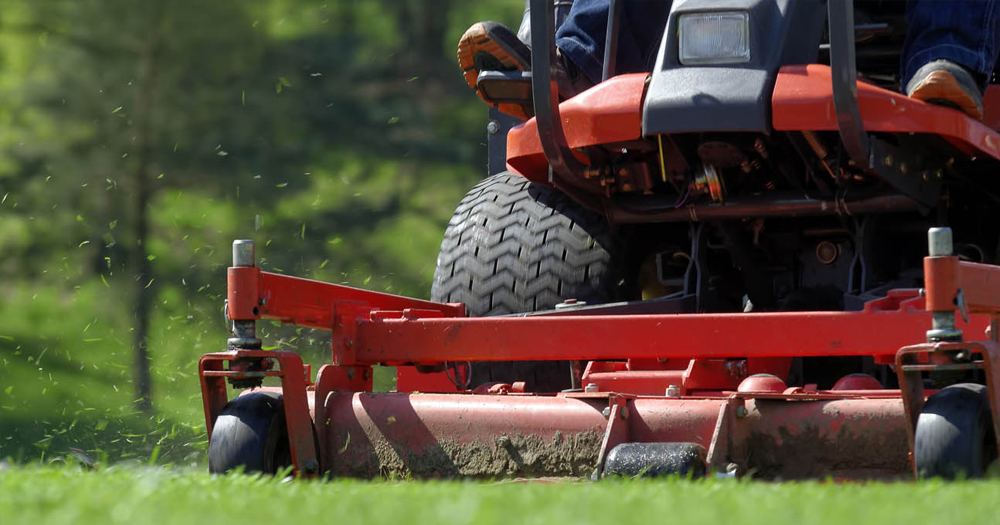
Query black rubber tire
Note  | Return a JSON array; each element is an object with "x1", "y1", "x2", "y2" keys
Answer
[
  {"x1": 914, "y1": 382, "x2": 998, "y2": 479},
  {"x1": 208, "y1": 392, "x2": 291, "y2": 474},
  {"x1": 431, "y1": 172, "x2": 627, "y2": 391}
]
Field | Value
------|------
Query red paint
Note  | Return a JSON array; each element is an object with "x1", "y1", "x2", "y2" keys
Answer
[
  {"x1": 773, "y1": 65, "x2": 1000, "y2": 161},
  {"x1": 738, "y1": 374, "x2": 787, "y2": 393},
  {"x1": 831, "y1": 374, "x2": 884, "y2": 391},
  {"x1": 353, "y1": 309, "x2": 989, "y2": 365},
  {"x1": 506, "y1": 74, "x2": 647, "y2": 181}
]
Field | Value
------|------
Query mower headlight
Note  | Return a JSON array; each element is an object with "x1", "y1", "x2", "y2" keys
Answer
[{"x1": 678, "y1": 12, "x2": 751, "y2": 65}]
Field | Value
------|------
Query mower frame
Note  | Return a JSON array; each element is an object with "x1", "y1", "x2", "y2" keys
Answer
[{"x1": 200, "y1": 228, "x2": 1000, "y2": 478}]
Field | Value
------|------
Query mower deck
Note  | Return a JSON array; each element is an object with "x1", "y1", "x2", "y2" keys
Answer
[{"x1": 200, "y1": 233, "x2": 1000, "y2": 480}]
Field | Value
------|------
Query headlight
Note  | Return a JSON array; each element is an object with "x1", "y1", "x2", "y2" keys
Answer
[{"x1": 678, "y1": 12, "x2": 751, "y2": 65}]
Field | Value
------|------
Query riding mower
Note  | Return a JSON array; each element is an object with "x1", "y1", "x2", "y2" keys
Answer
[{"x1": 200, "y1": 0, "x2": 1000, "y2": 480}]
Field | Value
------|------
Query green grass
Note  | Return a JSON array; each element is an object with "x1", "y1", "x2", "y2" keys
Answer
[{"x1": 2, "y1": 466, "x2": 999, "y2": 525}]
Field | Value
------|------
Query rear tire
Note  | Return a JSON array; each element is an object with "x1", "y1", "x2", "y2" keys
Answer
[
  {"x1": 208, "y1": 392, "x2": 291, "y2": 474},
  {"x1": 431, "y1": 172, "x2": 629, "y2": 391},
  {"x1": 914, "y1": 383, "x2": 998, "y2": 479}
]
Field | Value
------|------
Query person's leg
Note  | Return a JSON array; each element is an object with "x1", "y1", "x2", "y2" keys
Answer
[
  {"x1": 902, "y1": 0, "x2": 1000, "y2": 119},
  {"x1": 456, "y1": 0, "x2": 671, "y2": 119},
  {"x1": 555, "y1": 0, "x2": 671, "y2": 86}
]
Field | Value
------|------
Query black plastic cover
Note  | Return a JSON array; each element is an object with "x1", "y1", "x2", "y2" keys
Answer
[
  {"x1": 642, "y1": 0, "x2": 827, "y2": 135},
  {"x1": 603, "y1": 442, "x2": 708, "y2": 478}
]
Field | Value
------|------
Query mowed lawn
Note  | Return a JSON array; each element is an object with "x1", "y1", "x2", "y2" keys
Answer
[{"x1": 2, "y1": 466, "x2": 998, "y2": 525}]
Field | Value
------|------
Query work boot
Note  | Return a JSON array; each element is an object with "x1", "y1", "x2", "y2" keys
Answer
[
  {"x1": 906, "y1": 59, "x2": 984, "y2": 120},
  {"x1": 458, "y1": 21, "x2": 533, "y2": 120},
  {"x1": 457, "y1": 21, "x2": 595, "y2": 120}
]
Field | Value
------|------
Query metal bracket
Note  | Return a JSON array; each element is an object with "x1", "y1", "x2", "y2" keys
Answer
[{"x1": 592, "y1": 394, "x2": 630, "y2": 479}]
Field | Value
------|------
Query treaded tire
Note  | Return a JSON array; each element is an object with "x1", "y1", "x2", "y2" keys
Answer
[
  {"x1": 431, "y1": 172, "x2": 627, "y2": 391},
  {"x1": 208, "y1": 392, "x2": 291, "y2": 474},
  {"x1": 914, "y1": 382, "x2": 998, "y2": 479}
]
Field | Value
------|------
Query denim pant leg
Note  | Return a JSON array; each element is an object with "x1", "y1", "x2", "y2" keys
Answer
[
  {"x1": 902, "y1": 0, "x2": 1000, "y2": 90},
  {"x1": 556, "y1": 0, "x2": 672, "y2": 84}
]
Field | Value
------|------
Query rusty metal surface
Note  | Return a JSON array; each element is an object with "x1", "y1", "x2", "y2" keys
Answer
[
  {"x1": 319, "y1": 392, "x2": 608, "y2": 478},
  {"x1": 736, "y1": 397, "x2": 909, "y2": 479},
  {"x1": 313, "y1": 390, "x2": 911, "y2": 479}
]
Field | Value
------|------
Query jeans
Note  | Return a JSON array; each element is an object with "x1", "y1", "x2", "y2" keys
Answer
[
  {"x1": 902, "y1": 0, "x2": 1000, "y2": 90},
  {"x1": 555, "y1": 0, "x2": 1000, "y2": 91}
]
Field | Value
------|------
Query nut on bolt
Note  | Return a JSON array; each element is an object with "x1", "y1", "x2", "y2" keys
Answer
[
  {"x1": 735, "y1": 406, "x2": 749, "y2": 419},
  {"x1": 665, "y1": 384, "x2": 680, "y2": 397},
  {"x1": 584, "y1": 382, "x2": 599, "y2": 393}
]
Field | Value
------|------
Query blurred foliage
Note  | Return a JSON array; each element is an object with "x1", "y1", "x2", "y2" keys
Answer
[{"x1": 0, "y1": 0, "x2": 524, "y2": 463}]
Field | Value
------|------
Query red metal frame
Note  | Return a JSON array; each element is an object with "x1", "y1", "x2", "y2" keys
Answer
[
  {"x1": 773, "y1": 64, "x2": 1000, "y2": 161},
  {"x1": 202, "y1": 245, "x2": 1000, "y2": 478},
  {"x1": 199, "y1": 349, "x2": 320, "y2": 476},
  {"x1": 505, "y1": 73, "x2": 647, "y2": 181}
]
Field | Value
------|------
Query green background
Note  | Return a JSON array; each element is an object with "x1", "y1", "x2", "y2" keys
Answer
[{"x1": 0, "y1": 0, "x2": 525, "y2": 464}]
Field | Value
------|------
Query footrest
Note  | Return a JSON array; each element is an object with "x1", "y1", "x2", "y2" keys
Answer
[{"x1": 477, "y1": 70, "x2": 533, "y2": 106}]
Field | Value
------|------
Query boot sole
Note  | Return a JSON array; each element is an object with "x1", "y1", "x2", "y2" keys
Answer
[{"x1": 457, "y1": 22, "x2": 532, "y2": 120}]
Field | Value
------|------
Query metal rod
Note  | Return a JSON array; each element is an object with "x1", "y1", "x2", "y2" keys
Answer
[
  {"x1": 925, "y1": 227, "x2": 963, "y2": 342},
  {"x1": 229, "y1": 239, "x2": 261, "y2": 348},
  {"x1": 609, "y1": 194, "x2": 919, "y2": 223},
  {"x1": 827, "y1": 0, "x2": 870, "y2": 168},
  {"x1": 529, "y1": 0, "x2": 588, "y2": 181},
  {"x1": 233, "y1": 239, "x2": 255, "y2": 267},
  {"x1": 601, "y1": 0, "x2": 621, "y2": 82}
]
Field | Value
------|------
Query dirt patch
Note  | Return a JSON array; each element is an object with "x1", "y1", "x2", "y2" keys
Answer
[{"x1": 352, "y1": 430, "x2": 602, "y2": 479}]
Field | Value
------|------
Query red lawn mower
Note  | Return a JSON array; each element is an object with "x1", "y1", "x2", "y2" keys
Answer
[{"x1": 200, "y1": 0, "x2": 1000, "y2": 480}]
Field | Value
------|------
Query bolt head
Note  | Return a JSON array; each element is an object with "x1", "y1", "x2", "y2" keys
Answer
[
  {"x1": 487, "y1": 121, "x2": 500, "y2": 134},
  {"x1": 601, "y1": 406, "x2": 611, "y2": 418},
  {"x1": 735, "y1": 406, "x2": 749, "y2": 419}
]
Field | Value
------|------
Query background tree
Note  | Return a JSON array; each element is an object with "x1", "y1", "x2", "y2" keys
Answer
[{"x1": 0, "y1": 0, "x2": 524, "y2": 462}]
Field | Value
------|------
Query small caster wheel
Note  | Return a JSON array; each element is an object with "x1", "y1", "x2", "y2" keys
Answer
[
  {"x1": 208, "y1": 392, "x2": 292, "y2": 474},
  {"x1": 914, "y1": 383, "x2": 998, "y2": 479}
]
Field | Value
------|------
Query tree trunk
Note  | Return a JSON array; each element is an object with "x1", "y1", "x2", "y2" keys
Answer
[{"x1": 130, "y1": 30, "x2": 160, "y2": 413}]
